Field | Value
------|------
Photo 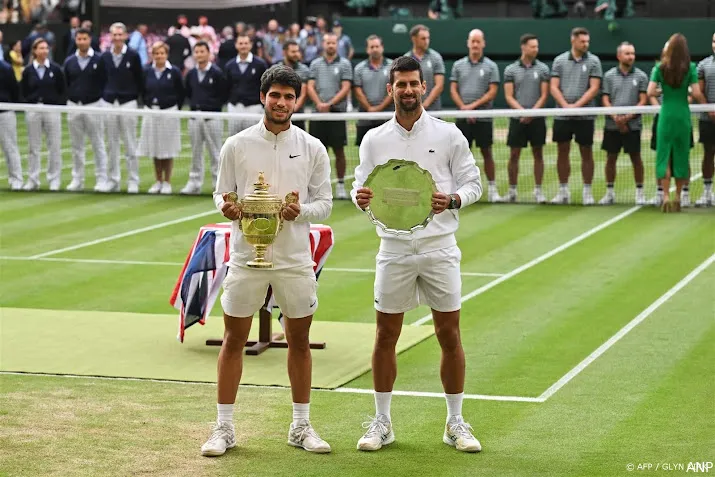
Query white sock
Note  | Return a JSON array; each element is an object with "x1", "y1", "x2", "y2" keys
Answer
[
  {"x1": 509, "y1": 184, "x2": 517, "y2": 192},
  {"x1": 445, "y1": 392, "x2": 464, "y2": 421},
  {"x1": 560, "y1": 183, "x2": 569, "y2": 192},
  {"x1": 374, "y1": 391, "x2": 392, "y2": 420},
  {"x1": 705, "y1": 183, "x2": 713, "y2": 193},
  {"x1": 583, "y1": 184, "x2": 592, "y2": 192},
  {"x1": 217, "y1": 403, "x2": 234, "y2": 425},
  {"x1": 292, "y1": 402, "x2": 310, "y2": 425}
]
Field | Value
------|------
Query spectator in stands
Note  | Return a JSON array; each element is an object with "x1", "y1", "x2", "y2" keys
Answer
[
  {"x1": 531, "y1": 0, "x2": 568, "y2": 19},
  {"x1": 64, "y1": 27, "x2": 110, "y2": 192},
  {"x1": 450, "y1": 29, "x2": 502, "y2": 202},
  {"x1": 21, "y1": 37, "x2": 65, "y2": 191},
  {"x1": 197, "y1": 15, "x2": 218, "y2": 52},
  {"x1": 225, "y1": 33, "x2": 267, "y2": 135},
  {"x1": 428, "y1": 0, "x2": 464, "y2": 19},
  {"x1": 101, "y1": 22, "x2": 144, "y2": 194},
  {"x1": 315, "y1": 15, "x2": 328, "y2": 40},
  {"x1": 695, "y1": 33, "x2": 715, "y2": 207},
  {"x1": 279, "y1": 39, "x2": 310, "y2": 130},
  {"x1": 168, "y1": 14, "x2": 190, "y2": 38},
  {"x1": 352, "y1": 35, "x2": 392, "y2": 145},
  {"x1": 301, "y1": 31, "x2": 319, "y2": 65},
  {"x1": 595, "y1": 0, "x2": 635, "y2": 25},
  {"x1": 181, "y1": 40, "x2": 227, "y2": 195},
  {"x1": 503, "y1": 33, "x2": 550, "y2": 204},
  {"x1": 647, "y1": 34, "x2": 707, "y2": 212},
  {"x1": 167, "y1": 23, "x2": 192, "y2": 74},
  {"x1": 234, "y1": 21, "x2": 245, "y2": 38},
  {"x1": 9, "y1": 40, "x2": 23, "y2": 80},
  {"x1": 285, "y1": 23, "x2": 301, "y2": 43},
  {"x1": 216, "y1": 25, "x2": 235, "y2": 70},
  {"x1": 332, "y1": 20, "x2": 353, "y2": 60},
  {"x1": 405, "y1": 25, "x2": 445, "y2": 111},
  {"x1": 0, "y1": 29, "x2": 5, "y2": 60},
  {"x1": 138, "y1": 41, "x2": 184, "y2": 195},
  {"x1": 0, "y1": 57, "x2": 22, "y2": 190},
  {"x1": 80, "y1": 20, "x2": 100, "y2": 52},
  {"x1": 549, "y1": 27, "x2": 602, "y2": 205},
  {"x1": 264, "y1": 19, "x2": 282, "y2": 64},
  {"x1": 128, "y1": 24, "x2": 149, "y2": 65},
  {"x1": 306, "y1": 32, "x2": 352, "y2": 199},
  {"x1": 63, "y1": 15, "x2": 79, "y2": 56},
  {"x1": 245, "y1": 24, "x2": 265, "y2": 60},
  {"x1": 598, "y1": 41, "x2": 648, "y2": 205}
]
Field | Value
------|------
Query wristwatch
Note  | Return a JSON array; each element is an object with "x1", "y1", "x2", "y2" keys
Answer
[{"x1": 447, "y1": 194, "x2": 459, "y2": 210}]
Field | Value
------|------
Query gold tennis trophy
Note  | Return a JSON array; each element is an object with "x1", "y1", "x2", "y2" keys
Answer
[{"x1": 224, "y1": 172, "x2": 297, "y2": 269}]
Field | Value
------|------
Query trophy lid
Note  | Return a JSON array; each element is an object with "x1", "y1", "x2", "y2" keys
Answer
[{"x1": 242, "y1": 172, "x2": 282, "y2": 204}]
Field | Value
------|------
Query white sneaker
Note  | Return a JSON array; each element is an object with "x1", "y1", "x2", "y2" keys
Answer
[
  {"x1": 680, "y1": 191, "x2": 690, "y2": 208},
  {"x1": 534, "y1": 188, "x2": 546, "y2": 204},
  {"x1": 635, "y1": 189, "x2": 646, "y2": 206},
  {"x1": 506, "y1": 189, "x2": 517, "y2": 203},
  {"x1": 22, "y1": 181, "x2": 39, "y2": 191},
  {"x1": 551, "y1": 189, "x2": 570, "y2": 204},
  {"x1": 582, "y1": 188, "x2": 595, "y2": 206},
  {"x1": 160, "y1": 182, "x2": 172, "y2": 194},
  {"x1": 695, "y1": 191, "x2": 713, "y2": 207},
  {"x1": 127, "y1": 183, "x2": 139, "y2": 194},
  {"x1": 201, "y1": 421, "x2": 236, "y2": 457},
  {"x1": 94, "y1": 180, "x2": 108, "y2": 192},
  {"x1": 599, "y1": 191, "x2": 615, "y2": 205},
  {"x1": 103, "y1": 181, "x2": 120, "y2": 193},
  {"x1": 10, "y1": 181, "x2": 23, "y2": 191},
  {"x1": 181, "y1": 182, "x2": 202, "y2": 195},
  {"x1": 357, "y1": 414, "x2": 395, "y2": 451},
  {"x1": 443, "y1": 416, "x2": 481, "y2": 453},
  {"x1": 287, "y1": 419, "x2": 331, "y2": 453},
  {"x1": 66, "y1": 180, "x2": 83, "y2": 192},
  {"x1": 649, "y1": 194, "x2": 663, "y2": 206},
  {"x1": 147, "y1": 181, "x2": 162, "y2": 194},
  {"x1": 335, "y1": 182, "x2": 348, "y2": 200},
  {"x1": 488, "y1": 189, "x2": 503, "y2": 203}
]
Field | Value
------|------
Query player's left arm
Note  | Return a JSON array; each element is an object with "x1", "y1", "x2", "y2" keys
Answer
[
  {"x1": 574, "y1": 59, "x2": 602, "y2": 107},
  {"x1": 449, "y1": 127, "x2": 483, "y2": 207},
  {"x1": 296, "y1": 145, "x2": 333, "y2": 222}
]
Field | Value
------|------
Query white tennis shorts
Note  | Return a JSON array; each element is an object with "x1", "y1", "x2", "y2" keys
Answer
[
  {"x1": 220, "y1": 265, "x2": 318, "y2": 319},
  {"x1": 373, "y1": 245, "x2": 462, "y2": 314}
]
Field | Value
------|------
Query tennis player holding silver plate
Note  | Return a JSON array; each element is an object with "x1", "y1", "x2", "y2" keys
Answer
[{"x1": 351, "y1": 56, "x2": 484, "y2": 453}]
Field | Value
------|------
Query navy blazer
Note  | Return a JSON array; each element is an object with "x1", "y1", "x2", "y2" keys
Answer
[
  {"x1": 63, "y1": 52, "x2": 107, "y2": 104},
  {"x1": 142, "y1": 64, "x2": 185, "y2": 109},
  {"x1": 0, "y1": 60, "x2": 20, "y2": 105},
  {"x1": 101, "y1": 47, "x2": 144, "y2": 104},
  {"x1": 224, "y1": 55, "x2": 267, "y2": 106},
  {"x1": 20, "y1": 60, "x2": 66, "y2": 105},
  {"x1": 185, "y1": 64, "x2": 228, "y2": 112}
]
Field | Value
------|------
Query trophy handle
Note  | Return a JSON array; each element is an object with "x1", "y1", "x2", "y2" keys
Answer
[
  {"x1": 224, "y1": 192, "x2": 243, "y2": 229},
  {"x1": 278, "y1": 192, "x2": 299, "y2": 233}
]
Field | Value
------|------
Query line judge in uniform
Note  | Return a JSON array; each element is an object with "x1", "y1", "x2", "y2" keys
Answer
[
  {"x1": 0, "y1": 58, "x2": 23, "y2": 190},
  {"x1": 225, "y1": 34, "x2": 268, "y2": 135},
  {"x1": 277, "y1": 40, "x2": 310, "y2": 131},
  {"x1": 306, "y1": 32, "x2": 353, "y2": 199},
  {"x1": 405, "y1": 24, "x2": 445, "y2": 111},
  {"x1": 21, "y1": 37, "x2": 66, "y2": 191},
  {"x1": 180, "y1": 40, "x2": 228, "y2": 195},
  {"x1": 137, "y1": 41, "x2": 185, "y2": 195},
  {"x1": 352, "y1": 35, "x2": 393, "y2": 146},
  {"x1": 450, "y1": 29, "x2": 502, "y2": 202},
  {"x1": 101, "y1": 22, "x2": 144, "y2": 193},
  {"x1": 63, "y1": 27, "x2": 109, "y2": 192}
]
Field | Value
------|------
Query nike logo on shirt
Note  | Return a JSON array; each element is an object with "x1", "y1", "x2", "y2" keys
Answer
[{"x1": 289, "y1": 154, "x2": 301, "y2": 159}]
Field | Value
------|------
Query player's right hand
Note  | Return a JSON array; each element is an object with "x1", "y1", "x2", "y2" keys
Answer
[
  {"x1": 355, "y1": 187, "x2": 373, "y2": 210},
  {"x1": 221, "y1": 193, "x2": 242, "y2": 221}
]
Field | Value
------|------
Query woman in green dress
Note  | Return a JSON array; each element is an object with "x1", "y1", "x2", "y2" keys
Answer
[{"x1": 647, "y1": 33, "x2": 707, "y2": 212}]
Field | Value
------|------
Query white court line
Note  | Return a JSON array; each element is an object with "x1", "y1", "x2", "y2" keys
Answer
[
  {"x1": 0, "y1": 256, "x2": 503, "y2": 277},
  {"x1": 0, "y1": 371, "x2": 542, "y2": 402},
  {"x1": 411, "y1": 173, "x2": 704, "y2": 327},
  {"x1": 538, "y1": 252, "x2": 715, "y2": 402},
  {"x1": 28, "y1": 210, "x2": 220, "y2": 259}
]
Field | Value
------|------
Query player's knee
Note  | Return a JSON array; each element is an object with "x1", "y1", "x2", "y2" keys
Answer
[
  {"x1": 435, "y1": 326, "x2": 461, "y2": 353},
  {"x1": 375, "y1": 326, "x2": 400, "y2": 349},
  {"x1": 222, "y1": 331, "x2": 247, "y2": 353}
]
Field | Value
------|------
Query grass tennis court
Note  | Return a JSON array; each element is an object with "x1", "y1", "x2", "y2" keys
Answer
[{"x1": 1, "y1": 190, "x2": 713, "y2": 476}]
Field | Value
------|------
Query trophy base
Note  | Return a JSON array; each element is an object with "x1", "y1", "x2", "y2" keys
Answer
[{"x1": 247, "y1": 259, "x2": 273, "y2": 269}]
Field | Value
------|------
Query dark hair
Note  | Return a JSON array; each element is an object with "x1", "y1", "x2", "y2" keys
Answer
[
  {"x1": 236, "y1": 33, "x2": 251, "y2": 42},
  {"x1": 571, "y1": 27, "x2": 589, "y2": 37},
  {"x1": 660, "y1": 33, "x2": 690, "y2": 89},
  {"x1": 194, "y1": 41, "x2": 210, "y2": 51},
  {"x1": 260, "y1": 64, "x2": 302, "y2": 97},
  {"x1": 410, "y1": 24, "x2": 428, "y2": 37},
  {"x1": 520, "y1": 33, "x2": 538, "y2": 45},
  {"x1": 366, "y1": 34, "x2": 383, "y2": 46},
  {"x1": 283, "y1": 39, "x2": 299, "y2": 51},
  {"x1": 75, "y1": 28, "x2": 92, "y2": 37},
  {"x1": 389, "y1": 56, "x2": 423, "y2": 84}
]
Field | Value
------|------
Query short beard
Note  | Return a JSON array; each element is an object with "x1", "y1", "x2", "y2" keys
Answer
[
  {"x1": 396, "y1": 96, "x2": 420, "y2": 113},
  {"x1": 265, "y1": 108, "x2": 292, "y2": 125}
]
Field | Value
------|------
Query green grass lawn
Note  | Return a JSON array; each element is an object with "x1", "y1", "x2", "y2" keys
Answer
[{"x1": 1, "y1": 190, "x2": 713, "y2": 476}]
